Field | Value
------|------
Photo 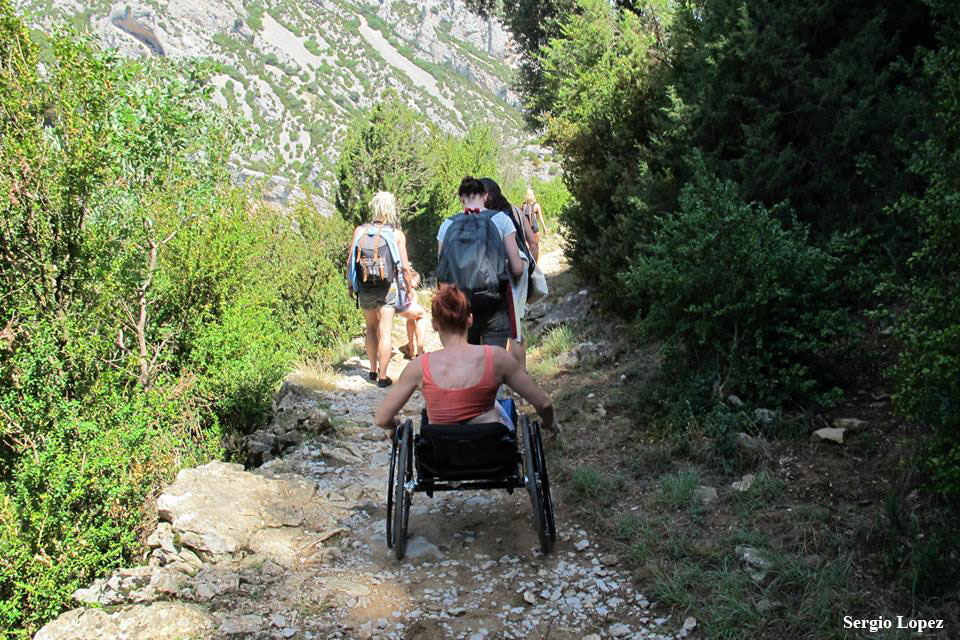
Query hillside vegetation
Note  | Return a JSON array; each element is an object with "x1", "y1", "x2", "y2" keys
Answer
[
  {"x1": 0, "y1": 5, "x2": 362, "y2": 634},
  {"x1": 469, "y1": 0, "x2": 960, "y2": 631},
  {"x1": 14, "y1": 0, "x2": 540, "y2": 201}
]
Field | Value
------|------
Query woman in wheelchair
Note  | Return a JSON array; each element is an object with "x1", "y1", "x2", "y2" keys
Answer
[{"x1": 374, "y1": 284, "x2": 554, "y2": 436}]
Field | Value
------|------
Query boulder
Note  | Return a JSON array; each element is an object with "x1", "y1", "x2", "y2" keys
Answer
[
  {"x1": 736, "y1": 545, "x2": 771, "y2": 583},
  {"x1": 403, "y1": 536, "x2": 445, "y2": 561},
  {"x1": 726, "y1": 394, "x2": 745, "y2": 408},
  {"x1": 731, "y1": 473, "x2": 756, "y2": 492},
  {"x1": 241, "y1": 381, "x2": 334, "y2": 466},
  {"x1": 555, "y1": 350, "x2": 580, "y2": 368},
  {"x1": 754, "y1": 408, "x2": 777, "y2": 424},
  {"x1": 694, "y1": 486, "x2": 718, "y2": 505},
  {"x1": 35, "y1": 602, "x2": 215, "y2": 640},
  {"x1": 811, "y1": 427, "x2": 846, "y2": 444},
  {"x1": 831, "y1": 418, "x2": 867, "y2": 431},
  {"x1": 527, "y1": 290, "x2": 594, "y2": 335},
  {"x1": 156, "y1": 461, "x2": 335, "y2": 566},
  {"x1": 273, "y1": 380, "x2": 326, "y2": 412},
  {"x1": 735, "y1": 432, "x2": 768, "y2": 461}
]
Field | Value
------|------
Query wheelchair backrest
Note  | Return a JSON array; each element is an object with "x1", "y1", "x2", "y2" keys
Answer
[{"x1": 416, "y1": 409, "x2": 518, "y2": 478}]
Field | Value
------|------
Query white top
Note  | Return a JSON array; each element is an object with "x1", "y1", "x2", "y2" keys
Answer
[{"x1": 437, "y1": 210, "x2": 516, "y2": 245}]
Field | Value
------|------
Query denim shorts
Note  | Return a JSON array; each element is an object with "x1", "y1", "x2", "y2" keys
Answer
[{"x1": 357, "y1": 283, "x2": 398, "y2": 310}]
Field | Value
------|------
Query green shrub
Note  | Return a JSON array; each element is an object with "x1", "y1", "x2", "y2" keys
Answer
[
  {"x1": 622, "y1": 164, "x2": 853, "y2": 406},
  {"x1": 656, "y1": 469, "x2": 701, "y2": 510},
  {"x1": 304, "y1": 37, "x2": 322, "y2": 56},
  {"x1": 891, "y1": 0, "x2": 960, "y2": 503},
  {"x1": 247, "y1": 5, "x2": 263, "y2": 31},
  {"x1": 0, "y1": 9, "x2": 358, "y2": 636}
]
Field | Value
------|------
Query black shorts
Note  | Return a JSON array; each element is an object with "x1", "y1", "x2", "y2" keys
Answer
[{"x1": 467, "y1": 298, "x2": 511, "y2": 348}]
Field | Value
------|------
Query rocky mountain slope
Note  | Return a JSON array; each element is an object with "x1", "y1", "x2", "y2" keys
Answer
[{"x1": 17, "y1": 0, "x2": 534, "y2": 203}]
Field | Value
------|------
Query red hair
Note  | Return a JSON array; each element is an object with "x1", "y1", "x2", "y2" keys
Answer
[{"x1": 432, "y1": 284, "x2": 471, "y2": 333}]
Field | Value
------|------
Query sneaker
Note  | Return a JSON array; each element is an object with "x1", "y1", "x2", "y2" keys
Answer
[
  {"x1": 377, "y1": 377, "x2": 393, "y2": 388},
  {"x1": 368, "y1": 371, "x2": 377, "y2": 381}
]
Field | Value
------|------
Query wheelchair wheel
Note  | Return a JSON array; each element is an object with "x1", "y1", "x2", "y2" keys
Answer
[
  {"x1": 391, "y1": 419, "x2": 413, "y2": 560},
  {"x1": 532, "y1": 419, "x2": 557, "y2": 546},
  {"x1": 522, "y1": 416, "x2": 552, "y2": 554},
  {"x1": 386, "y1": 426, "x2": 398, "y2": 549}
]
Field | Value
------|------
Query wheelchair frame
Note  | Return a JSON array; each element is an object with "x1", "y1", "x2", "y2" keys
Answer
[{"x1": 386, "y1": 413, "x2": 556, "y2": 560}]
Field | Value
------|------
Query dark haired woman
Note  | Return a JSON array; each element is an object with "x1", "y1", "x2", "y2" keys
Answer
[
  {"x1": 480, "y1": 178, "x2": 539, "y2": 265},
  {"x1": 374, "y1": 284, "x2": 553, "y2": 435},
  {"x1": 436, "y1": 176, "x2": 524, "y2": 348},
  {"x1": 479, "y1": 177, "x2": 535, "y2": 369}
]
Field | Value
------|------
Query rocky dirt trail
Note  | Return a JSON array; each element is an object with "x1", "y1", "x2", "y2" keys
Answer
[{"x1": 36, "y1": 247, "x2": 693, "y2": 640}]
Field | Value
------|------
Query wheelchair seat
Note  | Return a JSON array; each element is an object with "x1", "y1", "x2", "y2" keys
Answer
[
  {"x1": 387, "y1": 401, "x2": 556, "y2": 559},
  {"x1": 414, "y1": 409, "x2": 519, "y2": 481}
]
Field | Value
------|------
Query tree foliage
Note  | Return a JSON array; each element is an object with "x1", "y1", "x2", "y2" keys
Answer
[
  {"x1": 622, "y1": 161, "x2": 852, "y2": 405},
  {"x1": 334, "y1": 96, "x2": 499, "y2": 266},
  {"x1": 892, "y1": 0, "x2": 960, "y2": 503},
  {"x1": 477, "y1": 0, "x2": 960, "y2": 601},
  {"x1": 0, "y1": 5, "x2": 359, "y2": 635}
]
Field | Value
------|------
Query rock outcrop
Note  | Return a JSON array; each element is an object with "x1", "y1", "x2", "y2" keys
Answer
[
  {"x1": 35, "y1": 602, "x2": 216, "y2": 640},
  {"x1": 37, "y1": 458, "x2": 341, "y2": 638}
]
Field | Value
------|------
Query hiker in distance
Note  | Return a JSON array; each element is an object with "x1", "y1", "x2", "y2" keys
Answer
[
  {"x1": 374, "y1": 284, "x2": 554, "y2": 436},
  {"x1": 347, "y1": 191, "x2": 427, "y2": 388},
  {"x1": 436, "y1": 176, "x2": 525, "y2": 349},
  {"x1": 521, "y1": 187, "x2": 548, "y2": 262}
]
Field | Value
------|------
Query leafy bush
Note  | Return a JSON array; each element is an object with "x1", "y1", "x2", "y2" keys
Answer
[
  {"x1": 0, "y1": 8, "x2": 359, "y2": 636},
  {"x1": 621, "y1": 165, "x2": 852, "y2": 405},
  {"x1": 891, "y1": 0, "x2": 960, "y2": 502}
]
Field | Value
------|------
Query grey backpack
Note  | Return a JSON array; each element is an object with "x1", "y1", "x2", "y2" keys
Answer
[
  {"x1": 437, "y1": 211, "x2": 509, "y2": 309},
  {"x1": 355, "y1": 223, "x2": 397, "y2": 288}
]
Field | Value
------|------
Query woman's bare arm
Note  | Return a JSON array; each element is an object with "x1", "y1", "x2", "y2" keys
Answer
[
  {"x1": 374, "y1": 359, "x2": 423, "y2": 433},
  {"x1": 495, "y1": 350, "x2": 554, "y2": 431},
  {"x1": 502, "y1": 232, "x2": 525, "y2": 280}
]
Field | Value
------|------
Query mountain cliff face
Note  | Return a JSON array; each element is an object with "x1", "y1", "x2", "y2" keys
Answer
[{"x1": 16, "y1": 0, "x2": 533, "y2": 203}]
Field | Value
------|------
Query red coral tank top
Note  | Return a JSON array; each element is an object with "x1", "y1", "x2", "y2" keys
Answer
[{"x1": 421, "y1": 346, "x2": 499, "y2": 424}]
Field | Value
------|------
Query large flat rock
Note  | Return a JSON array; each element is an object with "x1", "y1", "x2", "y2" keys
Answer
[
  {"x1": 34, "y1": 602, "x2": 215, "y2": 640},
  {"x1": 156, "y1": 460, "x2": 335, "y2": 565}
]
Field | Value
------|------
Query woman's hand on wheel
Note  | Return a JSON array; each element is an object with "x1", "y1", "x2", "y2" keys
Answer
[{"x1": 381, "y1": 416, "x2": 400, "y2": 441}]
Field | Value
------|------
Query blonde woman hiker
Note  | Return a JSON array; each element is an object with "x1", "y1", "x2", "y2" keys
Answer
[
  {"x1": 521, "y1": 187, "x2": 548, "y2": 262},
  {"x1": 347, "y1": 192, "x2": 427, "y2": 388}
]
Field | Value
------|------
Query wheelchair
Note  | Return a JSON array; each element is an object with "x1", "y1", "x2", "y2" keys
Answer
[{"x1": 386, "y1": 399, "x2": 556, "y2": 560}]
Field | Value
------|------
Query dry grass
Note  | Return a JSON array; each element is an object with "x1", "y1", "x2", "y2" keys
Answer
[{"x1": 288, "y1": 360, "x2": 340, "y2": 392}]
